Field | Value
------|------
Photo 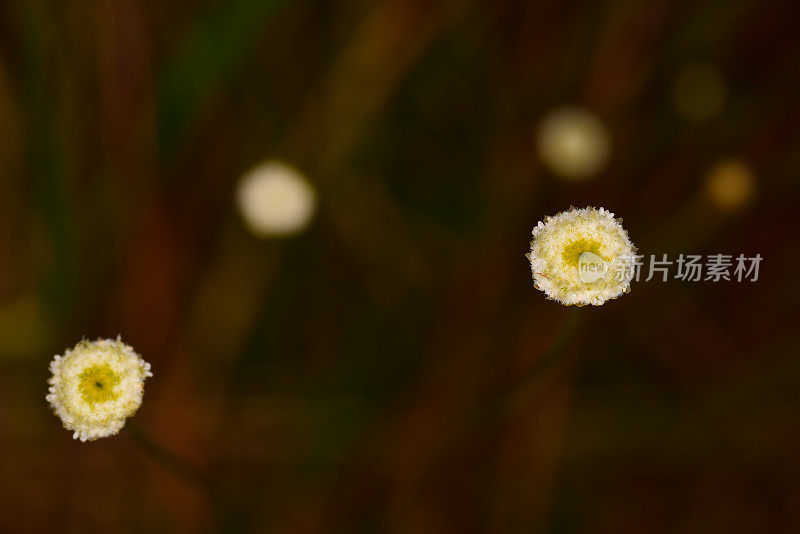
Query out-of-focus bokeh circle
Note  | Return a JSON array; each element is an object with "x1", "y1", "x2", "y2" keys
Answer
[
  {"x1": 704, "y1": 158, "x2": 755, "y2": 211},
  {"x1": 236, "y1": 160, "x2": 317, "y2": 237},
  {"x1": 536, "y1": 107, "x2": 611, "y2": 180},
  {"x1": 673, "y1": 64, "x2": 727, "y2": 122}
]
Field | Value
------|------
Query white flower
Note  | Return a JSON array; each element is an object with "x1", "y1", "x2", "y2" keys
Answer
[
  {"x1": 236, "y1": 160, "x2": 317, "y2": 237},
  {"x1": 47, "y1": 337, "x2": 152, "y2": 441},
  {"x1": 527, "y1": 207, "x2": 636, "y2": 306},
  {"x1": 536, "y1": 107, "x2": 611, "y2": 180}
]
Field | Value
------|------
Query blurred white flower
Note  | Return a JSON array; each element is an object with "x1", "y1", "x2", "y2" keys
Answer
[
  {"x1": 704, "y1": 158, "x2": 755, "y2": 211},
  {"x1": 236, "y1": 161, "x2": 317, "y2": 237},
  {"x1": 527, "y1": 207, "x2": 636, "y2": 306},
  {"x1": 47, "y1": 337, "x2": 152, "y2": 442},
  {"x1": 536, "y1": 107, "x2": 611, "y2": 180},
  {"x1": 673, "y1": 64, "x2": 726, "y2": 122}
]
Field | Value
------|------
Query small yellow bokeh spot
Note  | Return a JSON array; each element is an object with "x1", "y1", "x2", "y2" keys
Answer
[{"x1": 705, "y1": 159, "x2": 756, "y2": 211}]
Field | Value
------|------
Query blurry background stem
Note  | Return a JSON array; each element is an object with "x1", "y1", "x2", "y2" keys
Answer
[
  {"x1": 472, "y1": 309, "x2": 583, "y2": 429},
  {"x1": 126, "y1": 422, "x2": 210, "y2": 490},
  {"x1": 511, "y1": 309, "x2": 582, "y2": 399}
]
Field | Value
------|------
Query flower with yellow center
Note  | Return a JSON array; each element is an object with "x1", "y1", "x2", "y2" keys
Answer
[
  {"x1": 47, "y1": 337, "x2": 152, "y2": 441},
  {"x1": 527, "y1": 207, "x2": 636, "y2": 306}
]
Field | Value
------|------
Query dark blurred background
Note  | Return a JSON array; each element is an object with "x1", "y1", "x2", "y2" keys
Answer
[{"x1": 1, "y1": 0, "x2": 800, "y2": 532}]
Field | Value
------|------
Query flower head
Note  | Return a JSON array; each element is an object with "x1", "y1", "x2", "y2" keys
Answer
[
  {"x1": 527, "y1": 207, "x2": 636, "y2": 306},
  {"x1": 47, "y1": 337, "x2": 152, "y2": 441}
]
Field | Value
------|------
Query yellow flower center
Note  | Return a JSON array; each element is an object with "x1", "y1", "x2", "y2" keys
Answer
[
  {"x1": 78, "y1": 363, "x2": 121, "y2": 405},
  {"x1": 561, "y1": 237, "x2": 606, "y2": 268}
]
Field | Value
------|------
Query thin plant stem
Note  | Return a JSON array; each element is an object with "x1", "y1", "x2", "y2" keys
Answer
[
  {"x1": 508, "y1": 308, "x2": 583, "y2": 399},
  {"x1": 125, "y1": 422, "x2": 209, "y2": 489},
  {"x1": 471, "y1": 308, "x2": 584, "y2": 427}
]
